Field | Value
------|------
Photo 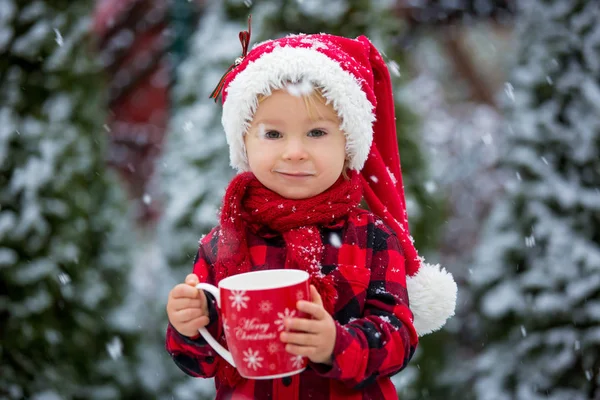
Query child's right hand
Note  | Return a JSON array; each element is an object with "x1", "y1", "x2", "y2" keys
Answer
[{"x1": 167, "y1": 274, "x2": 210, "y2": 338}]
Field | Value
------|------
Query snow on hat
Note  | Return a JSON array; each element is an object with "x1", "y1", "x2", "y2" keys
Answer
[{"x1": 213, "y1": 23, "x2": 457, "y2": 336}]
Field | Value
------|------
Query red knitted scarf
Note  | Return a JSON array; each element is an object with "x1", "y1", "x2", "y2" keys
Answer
[
  {"x1": 215, "y1": 171, "x2": 363, "y2": 310},
  {"x1": 214, "y1": 171, "x2": 362, "y2": 387}
]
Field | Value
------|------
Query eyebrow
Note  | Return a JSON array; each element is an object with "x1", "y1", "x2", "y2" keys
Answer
[
  {"x1": 308, "y1": 116, "x2": 339, "y2": 124},
  {"x1": 253, "y1": 117, "x2": 339, "y2": 126},
  {"x1": 253, "y1": 119, "x2": 285, "y2": 126}
]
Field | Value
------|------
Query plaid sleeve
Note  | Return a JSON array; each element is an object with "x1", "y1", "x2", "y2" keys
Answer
[
  {"x1": 165, "y1": 228, "x2": 223, "y2": 378},
  {"x1": 310, "y1": 223, "x2": 419, "y2": 388}
]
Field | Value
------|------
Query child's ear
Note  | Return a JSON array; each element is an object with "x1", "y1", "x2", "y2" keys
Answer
[{"x1": 342, "y1": 159, "x2": 350, "y2": 180}]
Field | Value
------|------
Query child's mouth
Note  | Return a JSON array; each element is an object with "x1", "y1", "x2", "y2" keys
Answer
[{"x1": 275, "y1": 171, "x2": 314, "y2": 178}]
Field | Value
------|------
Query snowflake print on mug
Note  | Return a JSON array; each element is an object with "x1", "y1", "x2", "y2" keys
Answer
[
  {"x1": 229, "y1": 290, "x2": 250, "y2": 311},
  {"x1": 274, "y1": 308, "x2": 296, "y2": 331},
  {"x1": 222, "y1": 317, "x2": 230, "y2": 334},
  {"x1": 290, "y1": 355, "x2": 304, "y2": 369},
  {"x1": 267, "y1": 341, "x2": 281, "y2": 354},
  {"x1": 242, "y1": 348, "x2": 264, "y2": 371},
  {"x1": 259, "y1": 300, "x2": 273, "y2": 314},
  {"x1": 296, "y1": 290, "x2": 305, "y2": 301}
]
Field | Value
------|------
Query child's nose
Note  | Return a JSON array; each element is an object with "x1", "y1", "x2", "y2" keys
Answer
[{"x1": 282, "y1": 138, "x2": 308, "y2": 161}]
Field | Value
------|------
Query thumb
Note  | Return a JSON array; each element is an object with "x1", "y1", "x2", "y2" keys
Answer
[
  {"x1": 185, "y1": 273, "x2": 199, "y2": 286},
  {"x1": 310, "y1": 285, "x2": 323, "y2": 306}
]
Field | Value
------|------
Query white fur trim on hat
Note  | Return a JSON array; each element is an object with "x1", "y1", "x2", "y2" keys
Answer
[
  {"x1": 407, "y1": 261, "x2": 457, "y2": 336},
  {"x1": 222, "y1": 45, "x2": 375, "y2": 172}
]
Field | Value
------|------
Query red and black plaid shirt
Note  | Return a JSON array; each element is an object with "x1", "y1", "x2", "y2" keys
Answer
[{"x1": 166, "y1": 209, "x2": 418, "y2": 399}]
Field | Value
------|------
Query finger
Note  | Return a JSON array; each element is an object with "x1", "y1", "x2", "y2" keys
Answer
[
  {"x1": 185, "y1": 274, "x2": 199, "y2": 286},
  {"x1": 171, "y1": 284, "x2": 200, "y2": 299},
  {"x1": 310, "y1": 285, "x2": 323, "y2": 307},
  {"x1": 186, "y1": 315, "x2": 210, "y2": 328},
  {"x1": 297, "y1": 301, "x2": 327, "y2": 320},
  {"x1": 280, "y1": 331, "x2": 316, "y2": 346},
  {"x1": 175, "y1": 308, "x2": 207, "y2": 323},
  {"x1": 173, "y1": 297, "x2": 205, "y2": 311},
  {"x1": 181, "y1": 315, "x2": 210, "y2": 333},
  {"x1": 284, "y1": 317, "x2": 320, "y2": 333},
  {"x1": 285, "y1": 344, "x2": 316, "y2": 357}
]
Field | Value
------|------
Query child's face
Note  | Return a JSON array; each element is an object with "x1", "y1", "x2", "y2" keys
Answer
[{"x1": 244, "y1": 89, "x2": 346, "y2": 199}]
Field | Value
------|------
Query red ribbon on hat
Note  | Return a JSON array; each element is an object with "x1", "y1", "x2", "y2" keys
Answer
[{"x1": 209, "y1": 15, "x2": 252, "y2": 102}]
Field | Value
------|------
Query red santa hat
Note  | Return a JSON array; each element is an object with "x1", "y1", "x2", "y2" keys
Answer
[{"x1": 213, "y1": 26, "x2": 457, "y2": 336}]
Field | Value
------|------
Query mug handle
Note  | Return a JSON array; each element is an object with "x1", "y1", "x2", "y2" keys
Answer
[{"x1": 195, "y1": 283, "x2": 236, "y2": 367}]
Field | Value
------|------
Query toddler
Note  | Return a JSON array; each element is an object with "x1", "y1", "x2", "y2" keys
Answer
[{"x1": 166, "y1": 28, "x2": 456, "y2": 400}]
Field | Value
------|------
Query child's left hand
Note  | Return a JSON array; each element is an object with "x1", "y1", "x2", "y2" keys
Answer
[{"x1": 280, "y1": 285, "x2": 336, "y2": 366}]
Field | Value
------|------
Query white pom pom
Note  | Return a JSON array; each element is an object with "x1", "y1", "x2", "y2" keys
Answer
[{"x1": 406, "y1": 261, "x2": 457, "y2": 337}]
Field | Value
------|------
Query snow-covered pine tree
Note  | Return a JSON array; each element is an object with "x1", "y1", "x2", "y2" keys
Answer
[
  {"x1": 141, "y1": 2, "x2": 248, "y2": 398},
  {"x1": 0, "y1": 1, "x2": 140, "y2": 398},
  {"x1": 446, "y1": 1, "x2": 600, "y2": 399},
  {"x1": 159, "y1": 1, "x2": 238, "y2": 280}
]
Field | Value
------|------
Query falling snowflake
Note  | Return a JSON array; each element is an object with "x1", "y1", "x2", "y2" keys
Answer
[
  {"x1": 386, "y1": 167, "x2": 397, "y2": 184},
  {"x1": 286, "y1": 81, "x2": 313, "y2": 97},
  {"x1": 258, "y1": 123, "x2": 266, "y2": 138},
  {"x1": 274, "y1": 308, "x2": 296, "y2": 331},
  {"x1": 242, "y1": 348, "x2": 264, "y2": 371},
  {"x1": 520, "y1": 325, "x2": 527, "y2": 337},
  {"x1": 183, "y1": 120, "x2": 194, "y2": 132},
  {"x1": 229, "y1": 290, "x2": 250, "y2": 311},
  {"x1": 106, "y1": 336, "x2": 123, "y2": 360},
  {"x1": 504, "y1": 82, "x2": 515, "y2": 101},
  {"x1": 57, "y1": 272, "x2": 71, "y2": 285},
  {"x1": 290, "y1": 355, "x2": 304, "y2": 369},
  {"x1": 424, "y1": 181, "x2": 437, "y2": 193},
  {"x1": 267, "y1": 341, "x2": 281, "y2": 354},
  {"x1": 387, "y1": 60, "x2": 401, "y2": 77},
  {"x1": 481, "y1": 133, "x2": 493, "y2": 146},
  {"x1": 525, "y1": 235, "x2": 536, "y2": 247},
  {"x1": 54, "y1": 28, "x2": 63, "y2": 46},
  {"x1": 329, "y1": 232, "x2": 342, "y2": 248},
  {"x1": 259, "y1": 300, "x2": 273, "y2": 314}
]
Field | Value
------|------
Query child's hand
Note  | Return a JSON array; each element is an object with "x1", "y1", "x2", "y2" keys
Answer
[
  {"x1": 280, "y1": 285, "x2": 336, "y2": 365},
  {"x1": 166, "y1": 274, "x2": 210, "y2": 338}
]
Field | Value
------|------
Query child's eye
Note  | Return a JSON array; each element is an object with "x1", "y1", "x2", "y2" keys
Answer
[
  {"x1": 308, "y1": 129, "x2": 327, "y2": 137},
  {"x1": 264, "y1": 130, "x2": 282, "y2": 139}
]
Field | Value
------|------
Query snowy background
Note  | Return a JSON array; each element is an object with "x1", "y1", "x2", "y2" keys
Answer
[{"x1": 2, "y1": 0, "x2": 599, "y2": 399}]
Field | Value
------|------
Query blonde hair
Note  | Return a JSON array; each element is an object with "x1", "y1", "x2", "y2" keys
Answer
[{"x1": 257, "y1": 86, "x2": 329, "y2": 121}]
